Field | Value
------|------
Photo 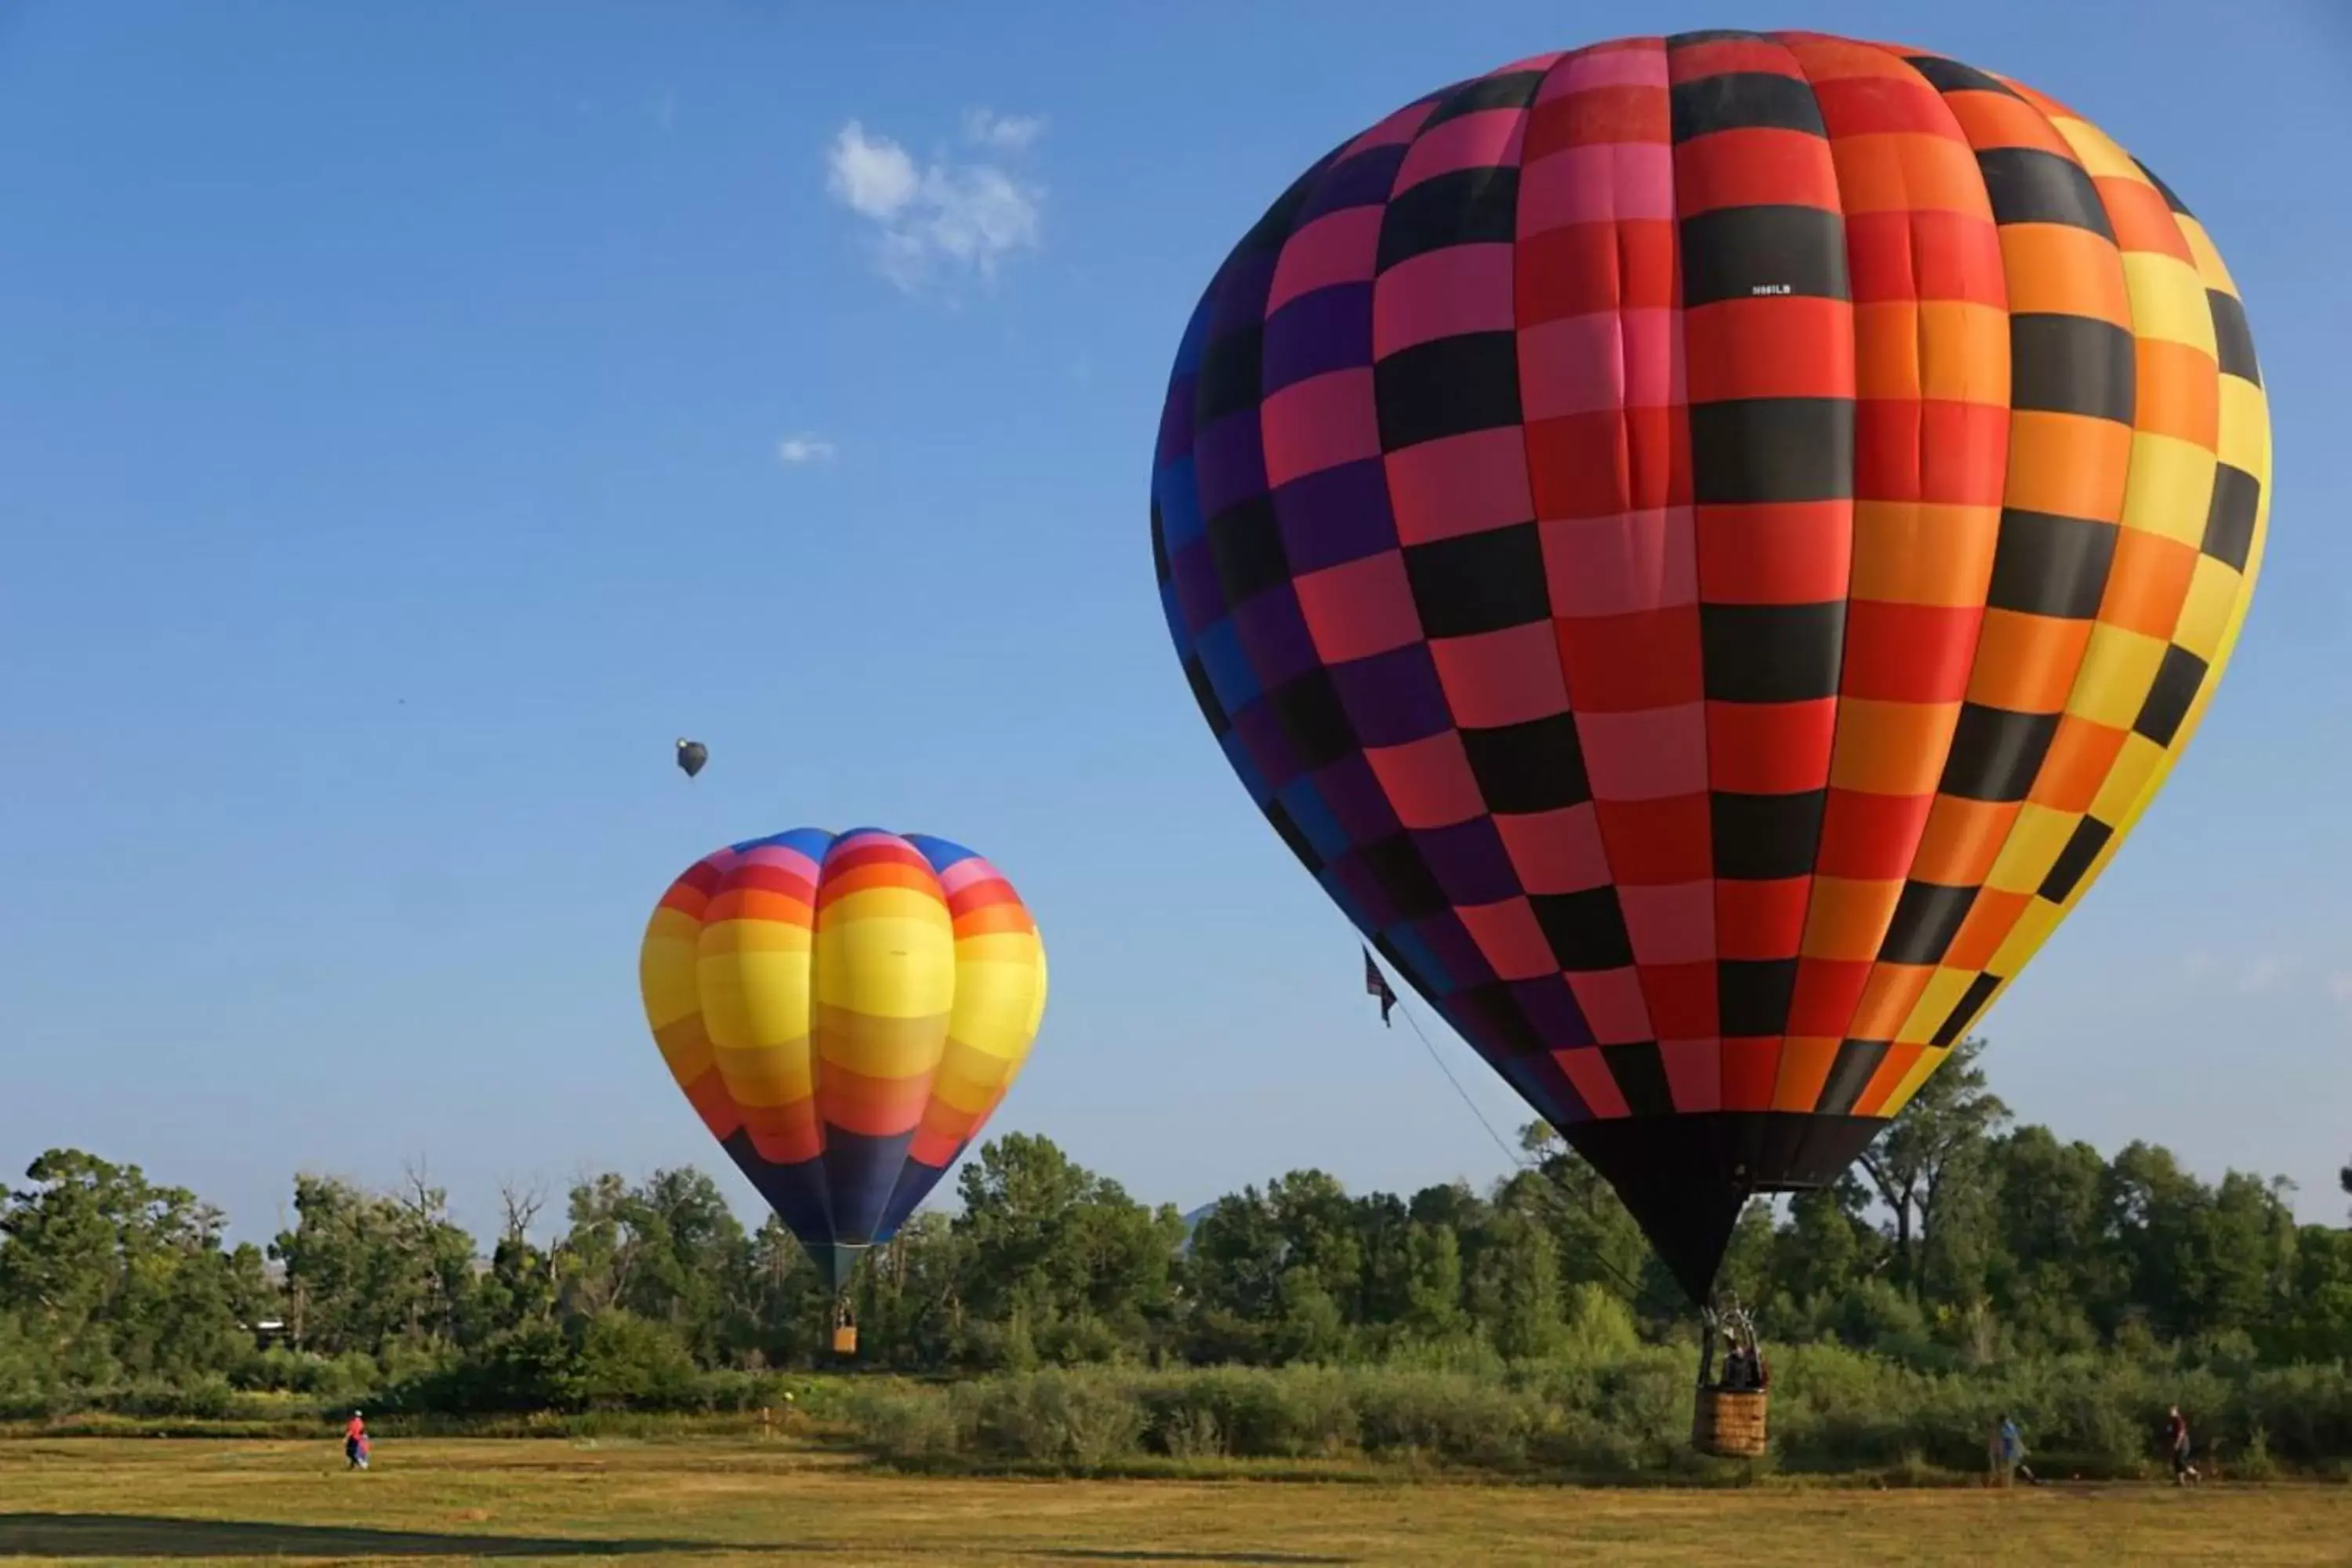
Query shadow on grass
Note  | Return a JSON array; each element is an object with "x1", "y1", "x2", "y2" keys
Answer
[
  {"x1": 0, "y1": 1514, "x2": 720, "y2": 1559},
  {"x1": 1025, "y1": 1554, "x2": 1356, "y2": 1565},
  {"x1": 0, "y1": 1516, "x2": 1359, "y2": 1564}
]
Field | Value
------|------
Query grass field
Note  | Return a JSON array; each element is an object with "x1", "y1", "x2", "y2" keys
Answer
[{"x1": 1, "y1": 1438, "x2": 2347, "y2": 1565}]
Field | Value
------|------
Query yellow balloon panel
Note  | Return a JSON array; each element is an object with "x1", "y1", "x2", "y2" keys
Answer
[{"x1": 1865, "y1": 82, "x2": 2267, "y2": 1093}]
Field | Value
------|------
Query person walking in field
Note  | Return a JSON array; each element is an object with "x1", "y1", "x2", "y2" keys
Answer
[
  {"x1": 2165, "y1": 1405, "x2": 2199, "y2": 1486},
  {"x1": 344, "y1": 1410, "x2": 371, "y2": 1472},
  {"x1": 1998, "y1": 1413, "x2": 2040, "y2": 1486}
]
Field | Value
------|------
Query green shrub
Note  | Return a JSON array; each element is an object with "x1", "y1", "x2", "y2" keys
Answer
[
  {"x1": 576, "y1": 1312, "x2": 702, "y2": 1410},
  {"x1": 954, "y1": 1369, "x2": 1143, "y2": 1467},
  {"x1": 1352, "y1": 1371, "x2": 1535, "y2": 1468},
  {"x1": 1157, "y1": 1403, "x2": 1224, "y2": 1460},
  {"x1": 840, "y1": 1382, "x2": 959, "y2": 1463},
  {"x1": 818, "y1": 1344, "x2": 2352, "y2": 1482}
]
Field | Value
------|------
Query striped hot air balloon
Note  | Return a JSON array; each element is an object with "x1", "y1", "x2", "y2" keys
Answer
[
  {"x1": 637, "y1": 828, "x2": 1049, "y2": 1335},
  {"x1": 1149, "y1": 30, "x2": 2268, "y2": 1303}
]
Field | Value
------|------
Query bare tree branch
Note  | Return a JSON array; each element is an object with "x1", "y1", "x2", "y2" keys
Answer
[{"x1": 498, "y1": 1179, "x2": 546, "y2": 1245}]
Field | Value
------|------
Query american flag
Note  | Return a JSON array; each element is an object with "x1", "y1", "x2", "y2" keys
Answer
[{"x1": 1363, "y1": 948, "x2": 1397, "y2": 1027}]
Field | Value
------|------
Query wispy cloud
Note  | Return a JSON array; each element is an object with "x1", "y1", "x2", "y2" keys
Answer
[
  {"x1": 2242, "y1": 955, "x2": 2297, "y2": 994},
  {"x1": 2186, "y1": 950, "x2": 2301, "y2": 995},
  {"x1": 824, "y1": 111, "x2": 1045, "y2": 293},
  {"x1": 776, "y1": 433, "x2": 837, "y2": 466},
  {"x1": 964, "y1": 107, "x2": 1044, "y2": 153},
  {"x1": 2183, "y1": 950, "x2": 2352, "y2": 1018}
]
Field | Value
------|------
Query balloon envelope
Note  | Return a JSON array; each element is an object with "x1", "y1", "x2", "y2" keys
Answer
[
  {"x1": 1149, "y1": 31, "x2": 2268, "y2": 1300},
  {"x1": 676, "y1": 740, "x2": 708, "y2": 779},
  {"x1": 638, "y1": 827, "x2": 1049, "y2": 1288}
]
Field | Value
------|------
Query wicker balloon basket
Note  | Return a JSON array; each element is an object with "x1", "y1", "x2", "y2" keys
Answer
[
  {"x1": 830, "y1": 1298, "x2": 859, "y2": 1359},
  {"x1": 1693, "y1": 1387, "x2": 1769, "y2": 1458}
]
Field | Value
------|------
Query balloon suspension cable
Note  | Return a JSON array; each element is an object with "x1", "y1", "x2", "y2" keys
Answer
[
  {"x1": 1697, "y1": 1298, "x2": 1766, "y2": 1392},
  {"x1": 1390, "y1": 996, "x2": 1524, "y2": 1171},
  {"x1": 1385, "y1": 989, "x2": 1648, "y2": 1303}
]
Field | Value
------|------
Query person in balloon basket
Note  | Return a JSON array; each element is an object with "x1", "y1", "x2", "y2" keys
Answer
[
  {"x1": 344, "y1": 1410, "x2": 371, "y2": 1472},
  {"x1": 1722, "y1": 1334, "x2": 1766, "y2": 1392},
  {"x1": 2164, "y1": 1406, "x2": 2200, "y2": 1485}
]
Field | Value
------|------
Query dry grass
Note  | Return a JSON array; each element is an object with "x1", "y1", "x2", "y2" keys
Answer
[{"x1": 0, "y1": 1437, "x2": 2345, "y2": 1565}]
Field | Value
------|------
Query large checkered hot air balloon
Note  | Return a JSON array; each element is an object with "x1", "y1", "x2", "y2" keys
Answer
[
  {"x1": 637, "y1": 828, "x2": 1048, "y2": 1352},
  {"x1": 1149, "y1": 31, "x2": 2268, "y2": 1308}
]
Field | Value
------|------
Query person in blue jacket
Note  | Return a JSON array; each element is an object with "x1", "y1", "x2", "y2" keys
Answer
[{"x1": 1998, "y1": 1413, "x2": 2040, "y2": 1485}]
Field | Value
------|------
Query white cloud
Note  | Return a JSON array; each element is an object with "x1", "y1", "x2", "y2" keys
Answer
[
  {"x1": 826, "y1": 122, "x2": 920, "y2": 219},
  {"x1": 964, "y1": 107, "x2": 1044, "y2": 153},
  {"x1": 2240, "y1": 956, "x2": 2297, "y2": 994},
  {"x1": 2183, "y1": 951, "x2": 2352, "y2": 1014},
  {"x1": 2186, "y1": 949, "x2": 2299, "y2": 994},
  {"x1": 776, "y1": 433, "x2": 837, "y2": 466},
  {"x1": 824, "y1": 113, "x2": 1044, "y2": 293}
]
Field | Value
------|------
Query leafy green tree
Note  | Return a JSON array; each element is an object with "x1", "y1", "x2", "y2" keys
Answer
[
  {"x1": 554, "y1": 1167, "x2": 756, "y2": 1364},
  {"x1": 0, "y1": 1150, "x2": 267, "y2": 1383},
  {"x1": 270, "y1": 1169, "x2": 474, "y2": 1356},
  {"x1": 1768, "y1": 1180, "x2": 1874, "y2": 1313},
  {"x1": 855, "y1": 1212, "x2": 976, "y2": 1367},
  {"x1": 954, "y1": 1133, "x2": 1096, "y2": 1324},
  {"x1": 1265, "y1": 1171, "x2": 1364, "y2": 1309},
  {"x1": 2187, "y1": 1170, "x2": 2298, "y2": 1338},
  {"x1": 2270, "y1": 1225, "x2": 2352, "y2": 1362},
  {"x1": 1403, "y1": 1179, "x2": 1488, "y2": 1240},
  {"x1": 1857, "y1": 1036, "x2": 2009, "y2": 1296},
  {"x1": 1399, "y1": 1221, "x2": 1467, "y2": 1341},
  {"x1": 2104, "y1": 1140, "x2": 2219, "y2": 1340},
  {"x1": 1272, "y1": 1265, "x2": 1348, "y2": 1363},
  {"x1": 1348, "y1": 1192, "x2": 1417, "y2": 1334},
  {"x1": 1468, "y1": 1207, "x2": 1565, "y2": 1360},
  {"x1": 1918, "y1": 1140, "x2": 1997, "y2": 1322},
  {"x1": 1983, "y1": 1125, "x2": 2114, "y2": 1348},
  {"x1": 1509, "y1": 1130, "x2": 1670, "y2": 1319},
  {"x1": 14, "y1": 1046, "x2": 2352, "y2": 1414},
  {"x1": 445, "y1": 1181, "x2": 554, "y2": 1350},
  {"x1": 1715, "y1": 1199, "x2": 1780, "y2": 1310},
  {"x1": 276, "y1": 1175, "x2": 416, "y2": 1353},
  {"x1": 746, "y1": 1217, "x2": 830, "y2": 1367},
  {"x1": 951, "y1": 1133, "x2": 1185, "y2": 1363},
  {"x1": 1189, "y1": 1186, "x2": 1284, "y2": 1326},
  {"x1": 576, "y1": 1309, "x2": 702, "y2": 1407}
]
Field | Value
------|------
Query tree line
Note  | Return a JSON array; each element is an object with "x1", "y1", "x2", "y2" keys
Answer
[{"x1": 2, "y1": 1039, "x2": 2348, "y2": 1423}]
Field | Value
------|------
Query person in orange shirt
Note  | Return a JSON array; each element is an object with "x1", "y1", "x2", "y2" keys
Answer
[{"x1": 343, "y1": 1410, "x2": 370, "y2": 1471}]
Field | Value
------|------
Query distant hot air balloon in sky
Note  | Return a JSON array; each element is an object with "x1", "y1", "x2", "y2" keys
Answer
[
  {"x1": 637, "y1": 827, "x2": 1048, "y2": 1349},
  {"x1": 675, "y1": 739, "x2": 708, "y2": 779},
  {"x1": 1150, "y1": 30, "x2": 2268, "y2": 1308}
]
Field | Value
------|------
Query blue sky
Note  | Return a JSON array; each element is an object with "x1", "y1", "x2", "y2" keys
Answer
[{"x1": 2, "y1": 0, "x2": 2345, "y2": 1243}]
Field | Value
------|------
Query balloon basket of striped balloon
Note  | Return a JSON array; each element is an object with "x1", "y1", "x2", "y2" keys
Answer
[{"x1": 830, "y1": 1296, "x2": 859, "y2": 1359}]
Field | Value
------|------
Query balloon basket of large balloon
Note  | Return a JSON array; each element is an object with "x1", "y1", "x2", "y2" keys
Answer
[{"x1": 1692, "y1": 1388, "x2": 1769, "y2": 1460}]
